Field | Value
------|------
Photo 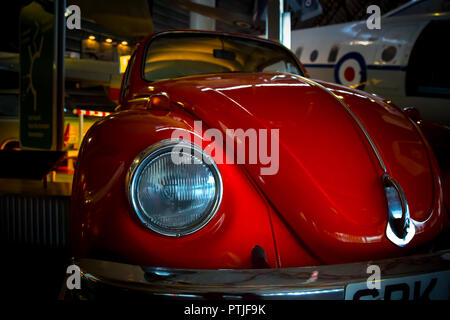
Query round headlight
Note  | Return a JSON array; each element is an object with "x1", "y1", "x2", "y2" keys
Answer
[{"x1": 127, "y1": 139, "x2": 223, "y2": 237}]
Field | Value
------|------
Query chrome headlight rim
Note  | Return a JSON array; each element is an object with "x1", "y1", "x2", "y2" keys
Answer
[{"x1": 126, "y1": 138, "x2": 223, "y2": 237}]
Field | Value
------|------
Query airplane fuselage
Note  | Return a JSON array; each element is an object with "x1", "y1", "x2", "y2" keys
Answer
[{"x1": 292, "y1": 11, "x2": 450, "y2": 125}]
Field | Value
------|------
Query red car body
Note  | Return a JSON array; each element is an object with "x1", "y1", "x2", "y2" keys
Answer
[{"x1": 71, "y1": 31, "x2": 448, "y2": 273}]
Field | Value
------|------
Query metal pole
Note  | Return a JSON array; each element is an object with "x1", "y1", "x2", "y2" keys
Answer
[
  {"x1": 78, "y1": 112, "x2": 84, "y2": 149},
  {"x1": 190, "y1": 0, "x2": 216, "y2": 30},
  {"x1": 266, "y1": 0, "x2": 291, "y2": 48},
  {"x1": 56, "y1": 0, "x2": 66, "y2": 150},
  {"x1": 266, "y1": 0, "x2": 281, "y2": 41}
]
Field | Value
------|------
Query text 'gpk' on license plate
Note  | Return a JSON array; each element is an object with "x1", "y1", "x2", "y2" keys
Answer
[{"x1": 345, "y1": 270, "x2": 450, "y2": 300}]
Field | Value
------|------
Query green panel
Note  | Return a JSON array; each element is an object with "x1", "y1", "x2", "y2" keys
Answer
[{"x1": 19, "y1": 1, "x2": 56, "y2": 149}]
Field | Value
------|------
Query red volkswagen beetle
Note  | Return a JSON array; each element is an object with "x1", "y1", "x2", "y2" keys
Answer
[{"x1": 70, "y1": 31, "x2": 450, "y2": 300}]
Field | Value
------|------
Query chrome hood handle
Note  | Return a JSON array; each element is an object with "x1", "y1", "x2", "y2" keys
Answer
[{"x1": 382, "y1": 174, "x2": 415, "y2": 247}]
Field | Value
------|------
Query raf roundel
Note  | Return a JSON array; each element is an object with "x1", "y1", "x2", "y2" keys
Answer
[{"x1": 334, "y1": 52, "x2": 367, "y2": 90}]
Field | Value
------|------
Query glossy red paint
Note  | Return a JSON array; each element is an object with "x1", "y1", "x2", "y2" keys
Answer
[
  {"x1": 71, "y1": 110, "x2": 284, "y2": 269},
  {"x1": 71, "y1": 31, "x2": 447, "y2": 269}
]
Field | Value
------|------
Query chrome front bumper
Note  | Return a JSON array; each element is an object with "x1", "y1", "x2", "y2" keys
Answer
[{"x1": 73, "y1": 250, "x2": 450, "y2": 300}]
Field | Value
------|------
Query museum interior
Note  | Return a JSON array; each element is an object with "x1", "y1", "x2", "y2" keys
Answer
[{"x1": 0, "y1": 0, "x2": 449, "y2": 302}]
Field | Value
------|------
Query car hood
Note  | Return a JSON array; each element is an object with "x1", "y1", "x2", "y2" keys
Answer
[{"x1": 149, "y1": 73, "x2": 444, "y2": 263}]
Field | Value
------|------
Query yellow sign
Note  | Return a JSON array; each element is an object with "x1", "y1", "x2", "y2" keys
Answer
[{"x1": 120, "y1": 55, "x2": 131, "y2": 73}]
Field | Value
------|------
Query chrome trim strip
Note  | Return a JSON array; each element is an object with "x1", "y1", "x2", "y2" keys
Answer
[
  {"x1": 295, "y1": 76, "x2": 387, "y2": 173},
  {"x1": 128, "y1": 97, "x2": 150, "y2": 104},
  {"x1": 128, "y1": 93, "x2": 171, "y2": 109}
]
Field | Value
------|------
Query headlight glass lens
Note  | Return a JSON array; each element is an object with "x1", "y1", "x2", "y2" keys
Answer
[{"x1": 128, "y1": 140, "x2": 222, "y2": 236}]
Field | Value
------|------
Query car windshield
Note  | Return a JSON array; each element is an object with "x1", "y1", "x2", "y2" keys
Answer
[{"x1": 143, "y1": 33, "x2": 303, "y2": 82}]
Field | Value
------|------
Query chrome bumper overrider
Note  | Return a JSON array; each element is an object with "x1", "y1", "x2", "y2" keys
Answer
[{"x1": 74, "y1": 250, "x2": 450, "y2": 300}]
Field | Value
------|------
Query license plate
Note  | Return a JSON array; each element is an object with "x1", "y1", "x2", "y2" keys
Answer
[{"x1": 345, "y1": 270, "x2": 450, "y2": 300}]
